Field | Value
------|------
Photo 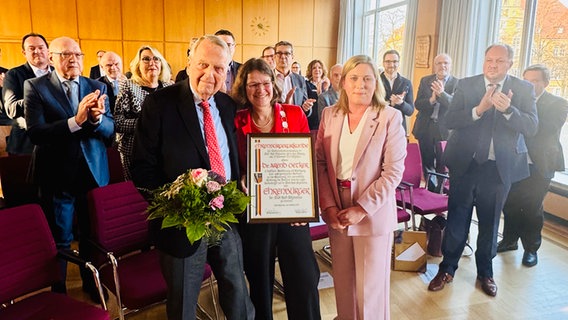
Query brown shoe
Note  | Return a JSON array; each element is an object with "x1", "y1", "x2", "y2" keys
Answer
[
  {"x1": 477, "y1": 276, "x2": 497, "y2": 297},
  {"x1": 428, "y1": 271, "x2": 453, "y2": 291}
]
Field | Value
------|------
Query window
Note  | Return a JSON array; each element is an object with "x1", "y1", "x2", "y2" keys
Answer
[
  {"x1": 498, "y1": 0, "x2": 568, "y2": 179},
  {"x1": 361, "y1": 0, "x2": 410, "y2": 68}
]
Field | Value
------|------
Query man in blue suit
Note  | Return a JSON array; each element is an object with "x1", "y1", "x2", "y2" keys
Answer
[
  {"x1": 24, "y1": 36, "x2": 114, "y2": 299},
  {"x1": 428, "y1": 44, "x2": 538, "y2": 297}
]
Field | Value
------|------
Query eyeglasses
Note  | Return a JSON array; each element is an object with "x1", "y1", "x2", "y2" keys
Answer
[
  {"x1": 247, "y1": 81, "x2": 272, "y2": 90},
  {"x1": 226, "y1": 43, "x2": 236, "y2": 48},
  {"x1": 141, "y1": 56, "x2": 161, "y2": 64},
  {"x1": 275, "y1": 51, "x2": 292, "y2": 57},
  {"x1": 384, "y1": 60, "x2": 399, "y2": 64},
  {"x1": 52, "y1": 52, "x2": 85, "y2": 60},
  {"x1": 262, "y1": 54, "x2": 275, "y2": 59}
]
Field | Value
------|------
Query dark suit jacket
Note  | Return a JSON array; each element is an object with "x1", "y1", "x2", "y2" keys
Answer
[
  {"x1": 2, "y1": 63, "x2": 54, "y2": 154},
  {"x1": 443, "y1": 74, "x2": 538, "y2": 185},
  {"x1": 97, "y1": 76, "x2": 118, "y2": 115},
  {"x1": 24, "y1": 72, "x2": 114, "y2": 189},
  {"x1": 131, "y1": 80, "x2": 239, "y2": 258},
  {"x1": 380, "y1": 72, "x2": 415, "y2": 133},
  {"x1": 412, "y1": 74, "x2": 459, "y2": 141},
  {"x1": 89, "y1": 65, "x2": 101, "y2": 79},
  {"x1": 527, "y1": 91, "x2": 568, "y2": 179}
]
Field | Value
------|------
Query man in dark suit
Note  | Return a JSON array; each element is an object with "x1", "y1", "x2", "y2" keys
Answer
[
  {"x1": 215, "y1": 29, "x2": 242, "y2": 93},
  {"x1": 498, "y1": 64, "x2": 568, "y2": 267},
  {"x1": 2, "y1": 33, "x2": 53, "y2": 155},
  {"x1": 273, "y1": 41, "x2": 316, "y2": 128},
  {"x1": 89, "y1": 49, "x2": 105, "y2": 79},
  {"x1": 131, "y1": 35, "x2": 254, "y2": 320},
  {"x1": 24, "y1": 36, "x2": 114, "y2": 299},
  {"x1": 97, "y1": 51, "x2": 124, "y2": 115},
  {"x1": 412, "y1": 53, "x2": 459, "y2": 191},
  {"x1": 427, "y1": 44, "x2": 538, "y2": 297},
  {"x1": 380, "y1": 49, "x2": 415, "y2": 134}
]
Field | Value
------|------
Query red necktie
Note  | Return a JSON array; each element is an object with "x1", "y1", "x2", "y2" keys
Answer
[{"x1": 200, "y1": 100, "x2": 226, "y2": 180}]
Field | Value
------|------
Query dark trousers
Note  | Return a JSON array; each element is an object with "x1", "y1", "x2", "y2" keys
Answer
[
  {"x1": 440, "y1": 161, "x2": 510, "y2": 278},
  {"x1": 417, "y1": 128, "x2": 444, "y2": 192},
  {"x1": 242, "y1": 223, "x2": 321, "y2": 320},
  {"x1": 502, "y1": 165, "x2": 550, "y2": 252},
  {"x1": 160, "y1": 227, "x2": 255, "y2": 320}
]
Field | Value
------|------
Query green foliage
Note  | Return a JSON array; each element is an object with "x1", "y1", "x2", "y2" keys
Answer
[{"x1": 147, "y1": 169, "x2": 250, "y2": 245}]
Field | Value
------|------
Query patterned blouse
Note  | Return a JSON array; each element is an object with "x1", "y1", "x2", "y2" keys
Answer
[{"x1": 114, "y1": 79, "x2": 171, "y2": 180}]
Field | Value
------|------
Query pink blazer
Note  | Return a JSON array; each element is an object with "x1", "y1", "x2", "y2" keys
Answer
[{"x1": 316, "y1": 105, "x2": 406, "y2": 236}]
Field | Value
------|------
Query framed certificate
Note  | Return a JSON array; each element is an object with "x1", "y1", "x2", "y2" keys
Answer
[{"x1": 247, "y1": 133, "x2": 319, "y2": 223}]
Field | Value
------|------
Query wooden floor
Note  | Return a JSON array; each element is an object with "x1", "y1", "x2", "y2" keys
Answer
[{"x1": 63, "y1": 215, "x2": 568, "y2": 320}]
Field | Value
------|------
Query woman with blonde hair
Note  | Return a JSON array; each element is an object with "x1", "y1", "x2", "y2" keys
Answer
[
  {"x1": 316, "y1": 55, "x2": 406, "y2": 320},
  {"x1": 114, "y1": 45, "x2": 172, "y2": 180}
]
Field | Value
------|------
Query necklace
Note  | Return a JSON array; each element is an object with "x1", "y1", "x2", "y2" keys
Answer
[{"x1": 252, "y1": 114, "x2": 274, "y2": 129}]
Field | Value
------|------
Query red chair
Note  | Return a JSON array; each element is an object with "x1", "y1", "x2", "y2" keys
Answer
[
  {"x1": 0, "y1": 204, "x2": 109, "y2": 320},
  {"x1": 397, "y1": 143, "x2": 449, "y2": 230},
  {"x1": 88, "y1": 181, "x2": 218, "y2": 320}
]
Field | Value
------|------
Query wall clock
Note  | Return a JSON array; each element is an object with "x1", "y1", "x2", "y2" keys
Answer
[{"x1": 251, "y1": 16, "x2": 270, "y2": 37}]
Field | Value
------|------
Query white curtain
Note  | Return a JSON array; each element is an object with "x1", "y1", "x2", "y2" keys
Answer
[
  {"x1": 438, "y1": 0, "x2": 501, "y2": 78},
  {"x1": 337, "y1": 0, "x2": 357, "y2": 63}
]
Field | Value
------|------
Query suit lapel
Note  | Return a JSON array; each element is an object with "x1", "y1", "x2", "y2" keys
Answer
[
  {"x1": 352, "y1": 109, "x2": 380, "y2": 170},
  {"x1": 47, "y1": 72, "x2": 75, "y2": 117},
  {"x1": 177, "y1": 83, "x2": 209, "y2": 163},
  {"x1": 328, "y1": 110, "x2": 345, "y2": 179}
]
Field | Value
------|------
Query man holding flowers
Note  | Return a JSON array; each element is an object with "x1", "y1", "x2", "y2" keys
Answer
[{"x1": 131, "y1": 35, "x2": 254, "y2": 320}]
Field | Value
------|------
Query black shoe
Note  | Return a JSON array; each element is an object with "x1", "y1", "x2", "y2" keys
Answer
[
  {"x1": 82, "y1": 283, "x2": 109, "y2": 304},
  {"x1": 496, "y1": 240, "x2": 518, "y2": 253},
  {"x1": 522, "y1": 251, "x2": 538, "y2": 267}
]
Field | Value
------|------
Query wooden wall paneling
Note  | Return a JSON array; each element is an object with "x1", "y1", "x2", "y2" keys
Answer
[
  {"x1": 29, "y1": 0, "x2": 78, "y2": 39},
  {"x1": 80, "y1": 40, "x2": 124, "y2": 77},
  {"x1": 122, "y1": 0, "x2": 164, "y2": 41},
  {"x1": 242, "y1": 0, "x2": 278, "y2": 46},
  {"x1": 278, "y1": 1, "x2": 314, "y2": 47},
  {"x1": 122, "y1": 41, "x2": 165, "y2": 73},
  {"x1": 1, "y1": 2, "x2": 32, "y2": 40},
  {"x1": 241, "y1": 45, "x2": 267, "y2": 62},
  {"x1": 0, "y1": 43, "x2": 27, "y2": 70},
  {"x1": 203, "y1": 0, "x2": 242, "y2": 44},
  {"x1": 165, "y1": 42, "x2": 190, "y2": 78},
  {"x1": 291, "y1": 46, "x2": 313, "y2": 76},
  {"x1": 313, "y1": 0, "x2": 339, "y2": 48},
  {"x1": 76, "y1": 0, "x2": 122, "y2": 40},
  {"x1": 203, "y1": 0, "x2": 242, "y2": 35},
  {"x1": 164, "y1": 0, "x2": 204, "y2": 43},
  {"x1": 312, "y1": 47, "x2": 337, "y2": 73}
]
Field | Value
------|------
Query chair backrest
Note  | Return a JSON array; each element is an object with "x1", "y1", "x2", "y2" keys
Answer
[
  {"x1": 0, "y1": 155, "x2": 39, "y2": 207},
  {"x1": 403, "y1": 143, "x2": 423, "y2": 187},
  {"x1": 0, "y1": 204, "x2": 59, "y2": 303},
  {"x1": 88, "y1": 181, "x2": 150, "y2": 258}
]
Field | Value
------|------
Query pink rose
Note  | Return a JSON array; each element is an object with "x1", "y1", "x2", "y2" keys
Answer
[
  {"x1": 206, "y1": 181, "x2": 221, "y2": 193},
  {"x1": 190, "y1": 168, "x2": 208, "y2": 187},
  {"x1": 209, "y1": 195, "x2": 225, "y2": 211}
]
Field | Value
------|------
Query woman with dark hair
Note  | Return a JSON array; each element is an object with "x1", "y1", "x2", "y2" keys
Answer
[
  {"x1": 232, "y1": 58, "x2": 321, "y2": 320},
  {"x1": 114, "y1": 45, "x2": 172, "y2": 180}
]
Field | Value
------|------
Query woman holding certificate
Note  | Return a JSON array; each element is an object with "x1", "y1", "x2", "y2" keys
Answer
[
  {"x1": 232, "y1": 58, "x2": 321, "y2": 320},
  {"x1": 315, "y1": 55, "x2": 406, "y2": 320}
]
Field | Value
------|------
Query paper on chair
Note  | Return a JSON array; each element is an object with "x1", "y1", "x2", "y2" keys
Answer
[{"x1": 396, "y1": 242, "x2": 426, "y2": 261}]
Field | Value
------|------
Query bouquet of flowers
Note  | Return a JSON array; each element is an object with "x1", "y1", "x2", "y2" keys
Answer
[{"x1": 147, "y1": 168, "x2": 250, "y2": 245}]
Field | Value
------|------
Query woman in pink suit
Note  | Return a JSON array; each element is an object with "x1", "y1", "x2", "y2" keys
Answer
[{"x1": 315, "y1": 55, "x2": 406, "y2": 320}]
